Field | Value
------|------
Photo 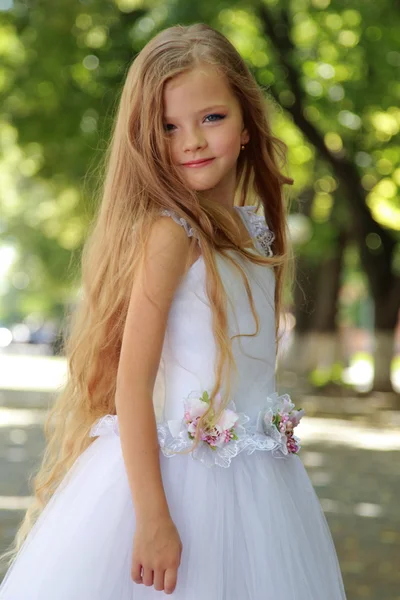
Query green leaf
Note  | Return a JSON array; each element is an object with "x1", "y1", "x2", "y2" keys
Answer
[{"x1": 201, "y1": 390, "x2": 210, "y2": 403}]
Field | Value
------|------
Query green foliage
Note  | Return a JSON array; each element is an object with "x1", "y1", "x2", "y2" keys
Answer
[
  {"x1": 0, "y1": 0, "x2": 399, "y2": 321},
  {"x1": 309, "y1": 362, "x2": 346, "y2": 387}
]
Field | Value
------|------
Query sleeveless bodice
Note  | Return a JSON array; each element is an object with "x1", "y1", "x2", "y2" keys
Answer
[{"x1": 157, "y1": 242, "x2": 276, "y2": 423}]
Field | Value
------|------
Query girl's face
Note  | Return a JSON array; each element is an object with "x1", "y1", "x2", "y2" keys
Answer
[{"x1": 163, "y1": 63, "x2": 249, "y2": 199}]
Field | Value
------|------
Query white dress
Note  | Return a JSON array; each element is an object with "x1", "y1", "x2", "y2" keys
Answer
[{"x1": 0, "y1": 206, "x2": 347, "y2": 599}]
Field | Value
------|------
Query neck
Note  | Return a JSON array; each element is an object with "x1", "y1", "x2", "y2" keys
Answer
[{"x1": 198, "y1": 170, "x2": 237, "y2": 212}]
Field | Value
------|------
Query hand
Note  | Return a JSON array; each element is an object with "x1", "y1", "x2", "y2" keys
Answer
[{"x1": 131, "y1": 516, "x2": 183, "y2": 594}]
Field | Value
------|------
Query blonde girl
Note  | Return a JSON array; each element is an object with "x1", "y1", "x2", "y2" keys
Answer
[{"x1": 0, "y1": 23, "x2": 347, "y2": 600}]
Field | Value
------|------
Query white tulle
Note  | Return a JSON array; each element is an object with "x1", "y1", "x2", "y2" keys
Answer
[{"x1": 0, "y1": 207, "x2": 346, "y2": 599}]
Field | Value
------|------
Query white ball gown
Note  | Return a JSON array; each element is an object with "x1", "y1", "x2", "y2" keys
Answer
[{"x1": 0, "y1": 206, "x2": 347, "y2": 599}]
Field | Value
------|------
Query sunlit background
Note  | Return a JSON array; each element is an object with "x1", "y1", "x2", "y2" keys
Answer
[{"x1": 0, "y1": 0, "x2": 399, "y2": 598}]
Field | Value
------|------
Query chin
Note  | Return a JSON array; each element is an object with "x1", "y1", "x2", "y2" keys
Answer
[
  {"x1": 184, "y1": 177, "x2": 222, "y2": 192},
  {"x1": 188, "y1": 184, "x2": 215, "y2": 192}
]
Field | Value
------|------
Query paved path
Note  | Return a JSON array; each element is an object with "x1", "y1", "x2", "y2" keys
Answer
[{"x1": 0, "y1": 399, "x2": 399, "y2": 599}]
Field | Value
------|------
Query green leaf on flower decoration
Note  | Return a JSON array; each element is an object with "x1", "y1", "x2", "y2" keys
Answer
[{"x1": 201, "y1": 391, "x2": 210, "y2": 403}]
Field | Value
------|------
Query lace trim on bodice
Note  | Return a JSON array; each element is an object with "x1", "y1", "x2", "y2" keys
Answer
[
  {"x1": 236, "y1": 206, "x2": 275, "y2": 257},
  {"x1": 159, "y1": 209, "x2": 200, "y2": 242},
  {"x1": 160, "y1": 206, "x2": 275, "y2": 257}
]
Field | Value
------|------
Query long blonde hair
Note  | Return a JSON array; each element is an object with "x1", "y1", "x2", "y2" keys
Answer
[{"x1": 3, "y1": 23, "x2": 294, "y2": 564}]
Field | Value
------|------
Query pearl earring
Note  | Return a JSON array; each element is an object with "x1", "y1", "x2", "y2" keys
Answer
[{"x1": 241, "y1": 144, "x2": 245, "y2": 150}]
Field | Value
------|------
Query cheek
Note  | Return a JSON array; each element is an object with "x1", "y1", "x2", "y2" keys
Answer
[
  {"x1": 211, "y1": 126, "x2": 241, "y2": 157},
  {"x1": 169, "y1": 138, "x2": 180, "y2": 161}
]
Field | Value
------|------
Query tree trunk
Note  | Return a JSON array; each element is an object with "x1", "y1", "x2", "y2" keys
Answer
[
  {"x1": 282, "y1": 243, "x2": 343, "y2": 376},
  {"x1": 373, "y1": 330, "x2": 394, "y2": 392}
]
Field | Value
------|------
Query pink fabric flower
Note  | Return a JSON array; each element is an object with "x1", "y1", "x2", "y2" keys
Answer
[
  {"x1": 289, "y1": 409, "x2": 305, "y2": 427},
  {"x1": 183, "y1": 392, "x2": 240, "y2": 449},
  {"x1": 185, "y1": 398, "x2": 208, "y2": 420}
]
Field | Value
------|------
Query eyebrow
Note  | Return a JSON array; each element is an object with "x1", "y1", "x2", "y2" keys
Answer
[{"x1": 164, "y1": 105, "x2": 228, "y2": 120}]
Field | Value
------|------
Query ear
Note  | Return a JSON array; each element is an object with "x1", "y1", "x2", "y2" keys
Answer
[{"x1": 241, "y1": 126, "x2": 249, "y2": 146}]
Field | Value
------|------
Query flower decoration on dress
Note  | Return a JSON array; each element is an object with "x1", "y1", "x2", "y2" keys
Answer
[
  {"x1": 254, "y1": 392, "x2": 305, "y2": 458},
  {"x1": 157, "y1": 389, "x2": 251, "y2": 468},
  {"x1": 184, "y1": 390, "x2": 241, "y2": 448},
  {"x1": 90, "y1": 389, "x2": 305, "y2": 468}
]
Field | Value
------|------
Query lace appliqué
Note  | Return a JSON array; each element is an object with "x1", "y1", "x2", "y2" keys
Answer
[
  {"x1": 160, "y1": 207, "x2": 274, "y2": 256},
  {"x1": 90, "y1": 414, "x2": 119, "y2": 437},
  {"x1": 89, "y1": 393, "x2": 303, "y2": 469},
  {"x1": 239, "y1": 206, "x2": 275, "y2": 257},
  {"x1": 160, "y1": 209, "x2": 200, "y2": 243}
]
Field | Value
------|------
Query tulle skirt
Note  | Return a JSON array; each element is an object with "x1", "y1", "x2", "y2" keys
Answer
[{"x1": 0, "y1": 433, "x2": 347, "y2": 599}]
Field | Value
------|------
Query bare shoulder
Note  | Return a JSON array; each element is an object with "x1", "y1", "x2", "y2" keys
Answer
[
  {"x1": 150, "y1": 211, "x2": 192, "y2": 252},
  {"x1": 143, "y1": 213, "x2": 193, "y2": 284}
]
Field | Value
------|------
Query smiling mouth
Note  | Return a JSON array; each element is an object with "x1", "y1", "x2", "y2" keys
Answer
[{"x1": 182, "y1": 158, "x2": 215, "y2": 168}]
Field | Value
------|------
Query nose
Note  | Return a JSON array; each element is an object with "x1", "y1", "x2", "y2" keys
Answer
[{"x1": 182, "y1": 127, "x2": 206, "y2": 153}]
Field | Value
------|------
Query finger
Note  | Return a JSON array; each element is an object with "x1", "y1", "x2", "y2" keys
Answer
[
  {"x1": 131, "y1": 561, "x2": 143, "y2": 584},
  {"x1": 153, "y1": 568, "x2": 165, "y2": 592},
  {"x1": 164, "y1": 567, "x2": 178, "y2": 595},
  {"x1": 142, "y1": 567, "x2": 154, "y2": 587}
]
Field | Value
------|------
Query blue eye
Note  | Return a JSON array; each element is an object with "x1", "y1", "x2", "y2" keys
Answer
[
  {"x1": 204, "y1": 113, "x2": 225, "y2": 122},
  {"x1": 163, "y1": 113, "x2": 225, "y2": 132}
]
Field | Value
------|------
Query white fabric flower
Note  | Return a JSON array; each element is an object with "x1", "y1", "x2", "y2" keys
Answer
[
  {"x1": 217, "y1": 408, "x2": 239, "y2": 432},
  {"x1": 185, "y1": 397, "x2": 208, "y2": 420}
]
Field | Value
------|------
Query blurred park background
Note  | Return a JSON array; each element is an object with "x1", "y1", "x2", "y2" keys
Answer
[{"x1": 0, "y1": 0, "x2": 399, "y2": 598}]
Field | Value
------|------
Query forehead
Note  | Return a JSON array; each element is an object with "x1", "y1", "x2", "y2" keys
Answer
[{"x1": 163, "y1": 64, "x2": 238, "y2": 117}]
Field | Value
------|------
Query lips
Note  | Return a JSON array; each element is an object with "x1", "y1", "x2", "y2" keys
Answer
[{"x1": 182, "y1": 158, "x2": 215, "y2": 167}]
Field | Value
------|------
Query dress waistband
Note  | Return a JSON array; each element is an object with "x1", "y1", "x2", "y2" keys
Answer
[{"x1": 90, "y1": 392, "x2": 305, "y2": 469}]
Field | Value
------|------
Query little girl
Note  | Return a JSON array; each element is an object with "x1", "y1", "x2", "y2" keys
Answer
[{"x1": 0, "y1": 23, "x2": 347, "y2": 599}]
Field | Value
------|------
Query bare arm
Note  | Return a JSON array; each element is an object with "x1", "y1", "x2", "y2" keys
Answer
[{"x1": 115, "y1": 216, "x2": 191, "y2": 593}]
